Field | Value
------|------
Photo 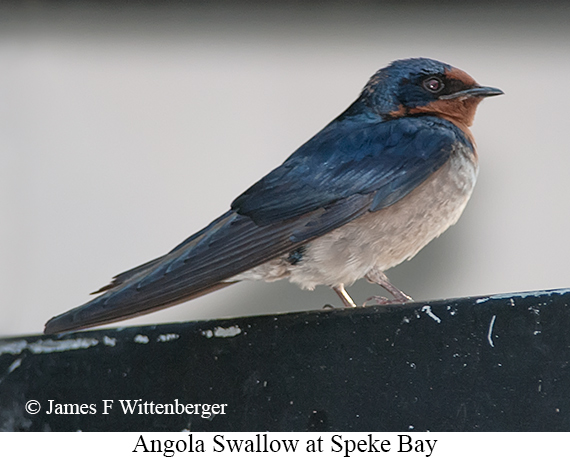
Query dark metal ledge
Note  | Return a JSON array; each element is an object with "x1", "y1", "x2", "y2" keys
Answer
[{"x1": 2, "y1": 288, "x2": 570, "y2": 431}]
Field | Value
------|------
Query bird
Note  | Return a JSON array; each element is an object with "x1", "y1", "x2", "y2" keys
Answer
[{"x1": 44, "y1": 57, "x2": 503, "y2": 334}]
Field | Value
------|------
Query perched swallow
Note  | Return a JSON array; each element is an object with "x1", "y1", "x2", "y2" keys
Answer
[{"x1": 44, "y1": 57, "x2": 502, "y2": 334}]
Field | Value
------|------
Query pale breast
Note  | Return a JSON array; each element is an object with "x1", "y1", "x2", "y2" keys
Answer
[{"x1": 233, "y1": 143, "x2": 478, "y2": 289}]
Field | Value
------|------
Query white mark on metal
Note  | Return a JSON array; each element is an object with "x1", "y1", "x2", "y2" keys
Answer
[
  {"x1": 202, "y1": 326, "x2": 242, "y2": 338},
  {"x1": 481, "y1": 288, "x2": 570, "y2": 303},
  {"x1": 528, "y1": 306, "x2": 541, "y2": 316},
  {"x1": 30, "y1": 338, "x2": 100, "y2": 354},
  {"x1": 157, "y1": 333, "x2": 180, "y2": 343},
  {"x1": 487, "y1": 315, "x2": 497, "y2": 348},
  {"x1": 0, "y1": 340, "x2": 28, "y2": 356},
  {"x1": 7, "y1": 358, "x2": 22, "y2": 374},
  {"x1": 103, "y1": 336, "x2": 116, "y2": 347},
  {"x1": 0, "y1": 338, "x2": 99, "y2": 355},
  {"x1": 133, "y1": 334, "x2": 149, "y2": 344},
  {"x1": 33, "y1": 339, "x2": 97, "y2": 353},
  {"x1": 421, "y1": 305, "x2": 441, "y2": 323}
]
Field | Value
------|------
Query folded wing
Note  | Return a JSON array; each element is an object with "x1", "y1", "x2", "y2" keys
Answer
[{"x1": 44, "y1": 115, "x2": 461, "y2": 333}]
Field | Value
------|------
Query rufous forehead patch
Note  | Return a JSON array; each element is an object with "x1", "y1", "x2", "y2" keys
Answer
[{"x1": 445, "y1": 67, "x2": 478, "y2": 87}]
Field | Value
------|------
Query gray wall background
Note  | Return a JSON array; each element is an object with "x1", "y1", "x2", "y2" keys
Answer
[{"x1": 1, "y1": 3, "x2": 569, "y2": 336}]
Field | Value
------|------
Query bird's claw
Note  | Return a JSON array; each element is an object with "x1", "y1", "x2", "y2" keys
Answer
[{"x1": 365, "y1": 295, "x2": 410, "y2": 306}]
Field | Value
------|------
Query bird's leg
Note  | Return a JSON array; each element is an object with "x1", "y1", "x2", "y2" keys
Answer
[
  {"x1": 332, "y1": 284, "x2": 357, "y2": 308},
  {"x1": 365, "y1": 268, "x2": 412, "y2": 305}
]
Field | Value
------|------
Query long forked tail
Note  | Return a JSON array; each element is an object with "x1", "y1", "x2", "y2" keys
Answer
[
  {"x1": 43, "y1": 281, "x2": 234, "y2": 334},
  {"x1": 44, "y1": 211, "x2": 245, "y2": 334}
]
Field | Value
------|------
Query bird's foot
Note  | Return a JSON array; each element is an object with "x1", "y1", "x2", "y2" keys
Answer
[
  {"x1": 365, "y1": 295, "x2": 411, "y2": 306},
  {"x1": 364, "y1": 268, "x2": 412, "y2": 305}
]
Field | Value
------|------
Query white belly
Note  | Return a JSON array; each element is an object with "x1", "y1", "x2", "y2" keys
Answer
[{"x1": 232, "y1": 145, "x2": 478, "y2": 289}]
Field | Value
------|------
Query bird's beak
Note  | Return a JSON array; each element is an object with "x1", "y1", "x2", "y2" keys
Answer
[{"x1": 440, "y1": 85, "x2": 504, "y2": 100}]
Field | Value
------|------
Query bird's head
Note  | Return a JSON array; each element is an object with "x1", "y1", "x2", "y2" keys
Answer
[{"x1": 361, "y1": 57, "x2": 503, "y2": 130}]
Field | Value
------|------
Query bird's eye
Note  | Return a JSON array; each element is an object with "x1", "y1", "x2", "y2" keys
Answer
[{"x1": 423, "y1": 77, "x2": 444, "y2": 93}]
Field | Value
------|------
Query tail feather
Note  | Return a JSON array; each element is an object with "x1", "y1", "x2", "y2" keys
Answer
[
  {"x1": 90, "y1": 256, "x2": 165, "y2": 294},
  {"x1": 44, "y1": 281, "x2": 235, "y2": 334}
]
